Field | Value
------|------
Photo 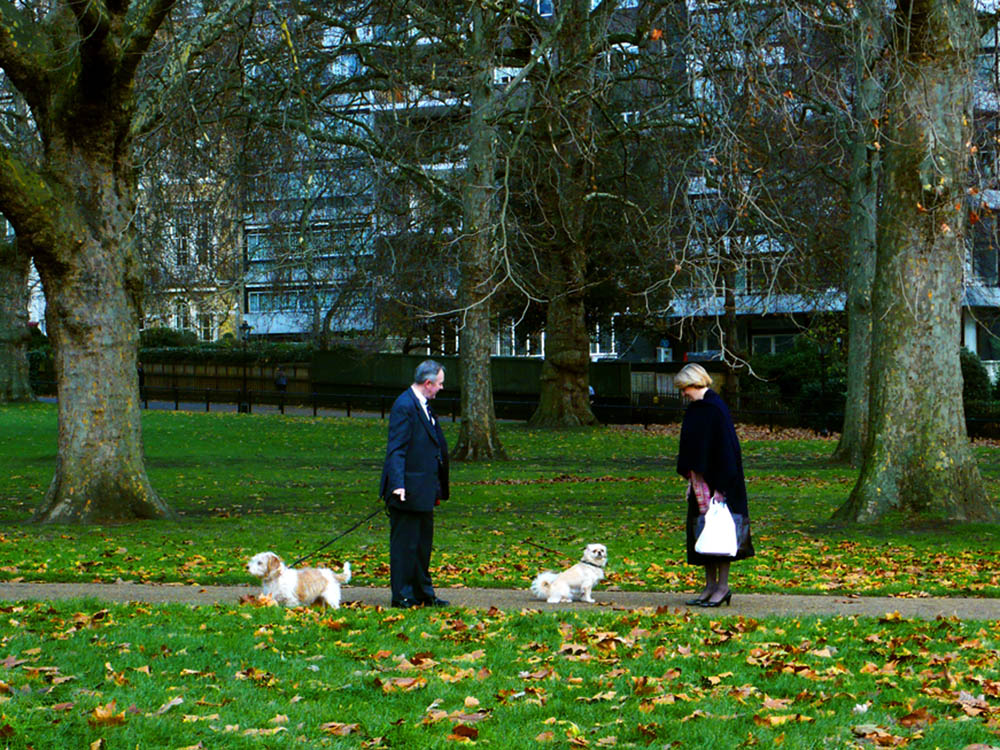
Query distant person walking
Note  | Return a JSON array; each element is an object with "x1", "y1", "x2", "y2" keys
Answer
[
  {"x1": 274, "y1": 367, "x2": 287, "y2": 393},
  {"x1": 674, "y1": 363, "x2": 754, "y2": 607},
  {"x1": 379, "y1": 360, "x2": 450, "y2": 608}
]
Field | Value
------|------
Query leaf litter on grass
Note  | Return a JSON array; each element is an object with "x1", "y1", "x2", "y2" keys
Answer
[
  {"x1": 1, "y1": 600, "x2": 999, "y2": 748},
  {"x1": 1, "y1": 405, "x2": 999, "y2": 598}
]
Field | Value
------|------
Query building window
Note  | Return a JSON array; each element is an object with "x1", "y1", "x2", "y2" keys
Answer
[
  {"x1": 174, "y1": 300, "x2": 191, "y2": 331},
  {"x1": 198, "y1": 312, "x2": 214, "y2": 341},
  {"x1": 494, "y1": 67, "x2": 520, "y2": 85},
  {"x1": 176, "y1": 237, "x2": 189, "y2": 266},
  {"x1": 590, "y1": 321, "x2": 617, "y2": 358},
  {"x1": 752, "y1": 333, "x2": 795, "y2": 355},
  {"x1": 496, "y1": 321, "x2": 514, "y2": 357},
  {"x1": 694, "y1": 330, "x2": 720, "y2": 354},
  {"x1": 175, "y1": 212, "x2": 190, "y2": 266},
  {"x1": 196, "y1": 218, "x2": 213, "y2": 265},
  {"x1": 246, "y1": 232, "x2": 271, "y2": 262}
]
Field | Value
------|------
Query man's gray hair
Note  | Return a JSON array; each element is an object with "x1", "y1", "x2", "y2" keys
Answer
[{"x1": 413, "y1": 359, "x2": 444, "y2": 385}]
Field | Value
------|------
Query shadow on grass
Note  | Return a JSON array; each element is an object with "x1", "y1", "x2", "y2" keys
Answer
[{"x1": 809, "y1": 517, "x2": 1000, "y2": 542}]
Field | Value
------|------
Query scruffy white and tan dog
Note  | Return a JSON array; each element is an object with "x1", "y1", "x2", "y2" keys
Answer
[
  {"x1": 530, "y1": 543, "x2": 607, "y2": 603},
  {"x1": 247, "y1": 551, "x2": 351, "y2": 608}
]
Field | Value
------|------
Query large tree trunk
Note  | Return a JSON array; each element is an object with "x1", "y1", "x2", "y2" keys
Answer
[
  {"x1": 0, "y1": 239, "x2": 33, "y2": 402},
  {"x1": 31, "y1": 153, "x2": 171, "y2": 523},
  {"x1": 455, "y1": 312, "x2": 507, "y2": 458},
  {"x1": 528, "y1": 0, "x2": 598, "y2": 428},
  {"x1": 835, "y1": 0, "x2": 998, "y2": 522},
  {"x1": 833, "y1": 0, "x2": 882, "y2": 466},
  {"x1": 0, "y1": 0, "x2": 252, "y2": 523},
  {"x1": 0, "y1": 0, "x2": 188, "y2": 523},
  {"x1": 531, "y1": 290, "x2": 595, "y2": 426},
  {"x1": 453, "y1": 2, "x2": 507, "y2": 461}
]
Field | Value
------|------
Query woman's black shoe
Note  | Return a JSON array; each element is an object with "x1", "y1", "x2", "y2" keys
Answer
[
  {"x1": 684, "y1": 596, "x2": 709, "y2": 606},
  {"x1": 700, "y1": 590, "x2": 732, "y2": 607}
]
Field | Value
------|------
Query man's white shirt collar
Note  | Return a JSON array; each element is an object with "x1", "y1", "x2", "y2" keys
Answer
[{"x1": 411, "y1": 384, "x2": 432, "y2": 422}]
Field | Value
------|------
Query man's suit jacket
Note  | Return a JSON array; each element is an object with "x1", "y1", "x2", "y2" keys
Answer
[{"x1": 380, "y1": 388, "x2": 450, "y2": 512}]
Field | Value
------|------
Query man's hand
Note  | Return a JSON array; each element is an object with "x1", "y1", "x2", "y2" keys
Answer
[{"x1": 393, "y1": 488, "x2": 406, "y2": 502}]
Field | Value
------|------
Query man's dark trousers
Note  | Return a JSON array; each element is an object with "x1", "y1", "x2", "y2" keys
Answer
[{"x1": 389, "y1": 507, "x2": 435, "y2": 602}]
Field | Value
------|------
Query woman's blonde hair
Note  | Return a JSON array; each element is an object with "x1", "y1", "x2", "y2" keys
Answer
[{"x1": 674, "y1": 363, "x2": 713, "y2": 390}]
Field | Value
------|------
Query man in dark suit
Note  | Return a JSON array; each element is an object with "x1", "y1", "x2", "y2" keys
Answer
[{"x1": 379, "y1": 360, "x2": 450, "y2": 608}]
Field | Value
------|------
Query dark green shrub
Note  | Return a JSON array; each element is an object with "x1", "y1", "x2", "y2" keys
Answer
[
  {"x1": 27, "y1": 348, "x2": 54, "y2": 383},
  {"x1": 960, "y1": 347, "x2": 992, "y2": 403},
  {"x1": 139, "y1": 341, "x2": 313, "y2": 366},
  {"x1": 745, "y1": 336, "x2": 846, "y2": 412},
  {"x1": 28, "y1": 325, "x2": 47, "y2": 347},
  {"x1": 140, "y1": 327, "x2": 199, "y2": 348}
]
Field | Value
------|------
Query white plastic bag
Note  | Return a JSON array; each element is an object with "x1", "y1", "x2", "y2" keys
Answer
[{"x1": 694, "y1": 499, "x2": 738, "y2": 557}]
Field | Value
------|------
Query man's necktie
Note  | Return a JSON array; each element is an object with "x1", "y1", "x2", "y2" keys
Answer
[{"x1": 426, "y1": 403, "x2": 436, "y2": 425}]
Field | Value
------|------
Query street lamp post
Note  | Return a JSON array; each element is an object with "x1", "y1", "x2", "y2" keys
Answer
[{"x1": 239, "y1": 320, "x2": 252, "y2": 413}]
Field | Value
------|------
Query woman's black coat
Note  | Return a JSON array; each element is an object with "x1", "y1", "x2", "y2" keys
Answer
[{"x1": 676, "y1": 389, "x2": 754, "y2": 563}]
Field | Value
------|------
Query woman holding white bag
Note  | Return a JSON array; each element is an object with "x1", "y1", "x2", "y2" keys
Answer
[{"x1": 674, "y1": 363, "x2": 755, "y2": 607}]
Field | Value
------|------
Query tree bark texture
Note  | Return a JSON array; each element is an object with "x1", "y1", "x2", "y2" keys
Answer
[
  {"x1": 531, "y1": 291, "x2": 595, "y2": 427},
  {"x1": 29, "y1": 145, "x2": 170, "y2": 523},
  {"x1": 833, "y1": 1, "x2": 882, "y2": 466},
  {"x1": 835, "y1": 0, "x2": 998, "y2": 522},
  {"x1": 0, "y1": 1, "x2": 179, "y2": 522},
  {"x1": 0, "y1": 239, "x2": 33, "y2": 402},
  {"x1": 528, "y1": 0, "x2": 597, "y2": 428},
  {"x1": 453, "y1": 2, "x2": 507, "y2": 461}
]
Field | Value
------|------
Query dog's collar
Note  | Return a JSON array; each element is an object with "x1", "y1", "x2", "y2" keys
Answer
[{"x1": 581, "y1": 559, "x2": 605, "y2": 570}]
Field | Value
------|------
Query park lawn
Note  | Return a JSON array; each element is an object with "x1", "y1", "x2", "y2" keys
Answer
[
  {"x1": 0, "y1": 402, "x2": 999, "y2": 597},
  {"x1": 1, "y1": 599, "x2": 999, "y2": 749}
]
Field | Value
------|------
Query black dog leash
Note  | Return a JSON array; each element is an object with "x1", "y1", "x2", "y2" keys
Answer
[
  {"x1": 292, "y1": 506, "x2": 384, "y2": 567},
  {"x1": 523, "y1": 538, "x2": 575, "y2": 561}
]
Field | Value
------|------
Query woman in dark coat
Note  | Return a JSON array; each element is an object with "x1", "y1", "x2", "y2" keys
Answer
[{"x1": 675, "y1": 363, "x2": 754, "y2": 607}]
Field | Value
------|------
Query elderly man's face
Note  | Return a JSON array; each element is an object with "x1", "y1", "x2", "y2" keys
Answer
[{"x1": 421, "y1": 370, "x2": 445, "y2": 400}]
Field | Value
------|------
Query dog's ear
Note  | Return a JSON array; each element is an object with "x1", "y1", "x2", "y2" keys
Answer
[{"x1": 266, "y1": 554, "x2": 281, "y2": 577}]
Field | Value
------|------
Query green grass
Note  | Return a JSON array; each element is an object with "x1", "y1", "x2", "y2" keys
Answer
[
  {"x1": 1, "y1": 600, "x2": 999, "y2": 749},
  {"x1": 1, "y1": 403, "x2": 999, "y2": 597},
  {"x1": 2, "y1": 403, "x2": 1000, "y2": 748}
]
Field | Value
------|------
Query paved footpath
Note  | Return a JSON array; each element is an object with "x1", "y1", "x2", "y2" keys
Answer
[{"x1": 1, "y1": 582, "x2": 998, "y2": 620}]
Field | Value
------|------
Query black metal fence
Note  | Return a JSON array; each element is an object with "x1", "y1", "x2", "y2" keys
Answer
[
  {"x1": 30, "y1": 379, "x2": 1000, "y2": 436},
  {"x1": 31, "y1": 379, "x2": 835, "y2": 430}
]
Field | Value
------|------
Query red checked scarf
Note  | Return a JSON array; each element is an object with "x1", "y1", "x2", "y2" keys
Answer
[{"x1": 689, "y1": 471, "x2": 725, "y2": 515}]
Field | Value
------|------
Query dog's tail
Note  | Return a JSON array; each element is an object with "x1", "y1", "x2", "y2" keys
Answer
[
  {"x1": 335, "y1": 562, "x2": 351, "y2": 584},
  {"x1": 530, "y1": 571, "x2": 558, "y2": 600}
]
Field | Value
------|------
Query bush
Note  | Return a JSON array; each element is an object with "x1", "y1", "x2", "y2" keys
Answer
[
  {"x1": 139, "y1": 341, "x2": 314, "y2": 366},
  {"x1": 28, "y1": 325, "x2": 47, "y2": 347},
  {"x1": 960, "y1": 347, "x2": 992, "y2": 403},
  {"x1": 27, "y1": 348, "x2": 54, "y2": 384},
  {"x1": 140, "y1": 327, "x2": 199, "y2": 348},
  {"x1": 744, "y1": 336, "x2": 846, "y2": 413}
]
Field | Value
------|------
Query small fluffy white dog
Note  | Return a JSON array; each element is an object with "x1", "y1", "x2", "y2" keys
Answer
[
  {"x1": 247, "y1": 551, "x2": 351, "y2": 608},
  {"x1": 530, "y1": 543, "x2": 607, "y2": 603}
]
